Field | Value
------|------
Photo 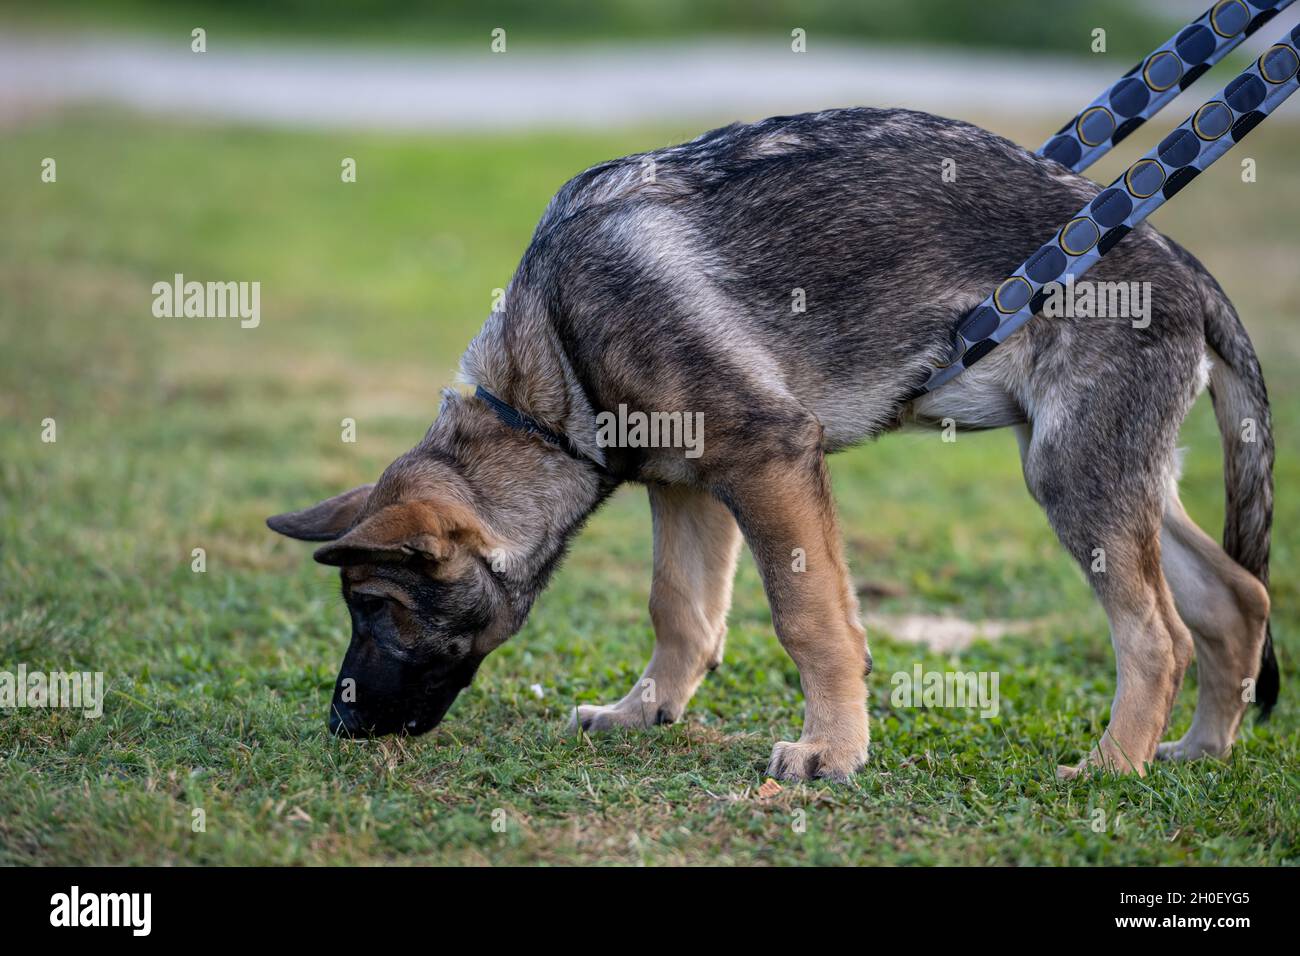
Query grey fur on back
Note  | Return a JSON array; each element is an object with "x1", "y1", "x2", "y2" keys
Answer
[{"x1": 467, "y1": 108, "x2": 1211, "y2": 454}]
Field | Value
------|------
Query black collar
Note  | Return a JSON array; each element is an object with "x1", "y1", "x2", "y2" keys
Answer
[{"x1": 475, "y1": 385, "x2": 606, "y2": 472}]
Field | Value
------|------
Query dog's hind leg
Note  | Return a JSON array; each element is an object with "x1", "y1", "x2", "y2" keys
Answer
[
  {"x1": 1158, "y1": 300, "x2": 1276, "y2": 756},
  {"x1": 718, "y1": 425, "x2": 871, "y2": 782},
  {"x1": 1157, "y1": 489, "x2": 1270, "y2": 760},
  {"x1": 1021, "y1": 418, "x2": 1193, "y2": 778},
  {"x1": 572, "y1": 484, "x2": 742, "y2": 732}
]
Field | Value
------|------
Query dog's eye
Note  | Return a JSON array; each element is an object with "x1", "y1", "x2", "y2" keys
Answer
[{"x1": 353, "y1": 593, "x2": 389, "y2": 616}]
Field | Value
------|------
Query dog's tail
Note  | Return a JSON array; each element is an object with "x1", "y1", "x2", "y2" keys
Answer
[{"x1": 1203, "y1": 283, "x2": 1278, "y2": 718}]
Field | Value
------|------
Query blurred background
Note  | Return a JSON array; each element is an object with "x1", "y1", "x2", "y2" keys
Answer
[
  {"x1": 3, "y1": 0, "x2": 1280, "y2": 131},
  {"x1": 1, "y1": 1, "x2": 1297, "y2": 864}
]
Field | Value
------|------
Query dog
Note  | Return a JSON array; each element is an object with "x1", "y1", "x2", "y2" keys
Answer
[{"x1": 268, "y1": 107, "x2": 1276, "y2": 781}]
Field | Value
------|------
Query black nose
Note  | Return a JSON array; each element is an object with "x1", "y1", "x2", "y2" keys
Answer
[{"x1": 329, "y1": 701, "x2": 360, "y2": 737}]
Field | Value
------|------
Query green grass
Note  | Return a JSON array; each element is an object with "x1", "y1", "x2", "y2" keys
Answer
[{"x1": 1, "y1": 110, "x2": 1298, "y2": 865}]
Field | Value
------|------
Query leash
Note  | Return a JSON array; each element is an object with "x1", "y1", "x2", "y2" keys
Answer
[
  {"x1": 1043, "y1": 0, "x2": 1295, "y2": 175},
  {"x1": 918, "y1": 19, "x2": 1300, "y2": 395}
]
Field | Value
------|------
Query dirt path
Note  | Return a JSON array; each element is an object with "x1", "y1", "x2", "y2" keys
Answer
[{"x1": 0, "y1": 31, "x2": 1192, "y2": 132}]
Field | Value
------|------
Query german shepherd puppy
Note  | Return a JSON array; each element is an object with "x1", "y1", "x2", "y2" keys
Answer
[{"x1": 268, "y1": 107, "x2": 1276, "y2": 781}]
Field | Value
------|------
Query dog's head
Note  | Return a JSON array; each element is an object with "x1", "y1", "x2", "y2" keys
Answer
[{"x1": 267, "y1": 461, "x2": 512, "y2": 738}]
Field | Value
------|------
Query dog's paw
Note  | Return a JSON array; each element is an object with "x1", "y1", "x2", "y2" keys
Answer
[
  {"x1": 766, "y1": 739, "x2": 864, "y2": 783},
  {"x1": 1155, "y1": 738, "x2": 1229, "y2": 762},
  {"x1": 1057, "y1": 745, "x2": 1151, "y2": 779},
  {"x1": 568, "y1": 702, "x2": 675, "y2": 734}
]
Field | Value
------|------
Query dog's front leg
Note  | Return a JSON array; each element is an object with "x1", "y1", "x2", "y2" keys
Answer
[
  {"x1": 722, "y1": 441, "x2": 871, "y2": 782},
  {"x1": 572, "y1": 484, "x2": 743, "y2": 732}
]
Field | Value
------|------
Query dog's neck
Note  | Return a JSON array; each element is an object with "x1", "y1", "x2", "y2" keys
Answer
[
  {"x1": 422, "y1": 390, "x2": 615, "y2": 631},
  {"x1": 448, "y1": 291, "x2": 621, "y2": 626},
  {"x1": 457, "y1": 297, "x2": 606, "y2": 467}
]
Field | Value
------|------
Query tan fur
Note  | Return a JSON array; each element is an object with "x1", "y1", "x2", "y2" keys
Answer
[
  {"x1": 1156, "y1": 491, "x2": 1270, "y2": 760},
  {"x1": 1057, "y1": 532, "x2": 1193, "y2": 779},
  {"x1": 720, "y1": 434, "x2": 871, "y2": 781},
  {"x1": 572, "y1": 484, "x2": 742, "y2": 731},
  {"x1": 315, "y1": 494, "x2": 500, "y2": 566}
]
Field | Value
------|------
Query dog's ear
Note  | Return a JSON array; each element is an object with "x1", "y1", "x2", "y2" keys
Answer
[
  {"x1": 311, "y1": 498, "x2": 495, "y2": 567},
  {"x1": 266, "y1": 484, "x2": 374, "y2": 542}
]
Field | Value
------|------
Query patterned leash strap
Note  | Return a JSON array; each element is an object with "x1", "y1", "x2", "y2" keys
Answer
[
  {"x1": 1042, "y1": 0, "x2": 1295, "y2": 173},
  {"x1": 920, "y1": 23, "x2": 1300, "y2": 395}
]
